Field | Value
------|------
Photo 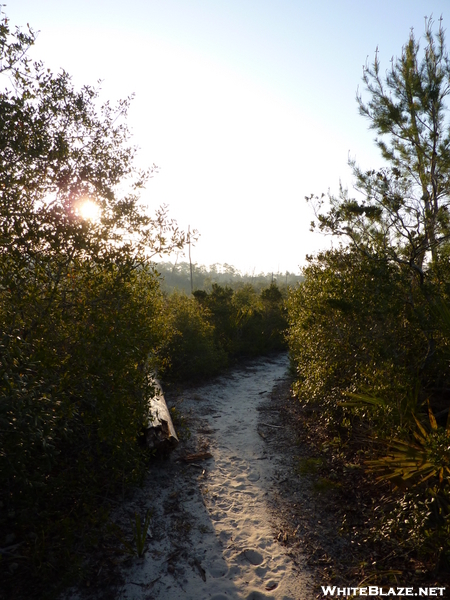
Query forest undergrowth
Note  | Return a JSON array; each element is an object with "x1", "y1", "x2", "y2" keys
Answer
[{"x1": 270, "y1": 377, "x2": 449, "y2": 595}]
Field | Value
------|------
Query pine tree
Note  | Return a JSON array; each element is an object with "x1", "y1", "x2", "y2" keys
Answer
[{"x1": 312, "y1": 18, "x2": 450, "y2": 284}]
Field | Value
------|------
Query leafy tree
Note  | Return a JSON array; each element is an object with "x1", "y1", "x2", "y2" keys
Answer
[
  {"x1": 157, "y1": 291, "x2": 227, "y2": 380},
  {"x1": 286, "y1": 248, "x2": 424, "y2": 425},
  {"x1": 0, "y1": 12, "x2": 187, "y2": 596},
  {"x1": 292, "y1": 19, "x2": 450, "y2": 569},
  {"x1": 260, "y1": 282, "x2": 288, "y2": 350},
  {"x1": 194, "y1": 283, "x2": 235, "y2": 352},
  {"x1": 193, "y1": 282, "x2": 287, "y2": 357},
  {"x1": 310, "y1": 18, "x2": 450, "y2": 284},
  {"x1": 0, "y1": 15, "x2": 185, "y2": 276}
]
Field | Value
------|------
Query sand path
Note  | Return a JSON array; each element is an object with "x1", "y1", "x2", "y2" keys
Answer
[{"x1": 66, "y1": 354, "x2": 314, "y2": 599}]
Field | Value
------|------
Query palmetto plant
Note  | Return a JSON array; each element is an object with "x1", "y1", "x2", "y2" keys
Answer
[
  {"x1": 365, "y1": 297, "x2": 450, "y2": 489},
  {"x1": 113, "y1": 509, "x2": 153, "y2": 558},
  {"x1": 132, "y1": 509, "x2": 153, "y2": 557},
  {"x1": 366, "y1": 403, "x2": 450, "y2": 488}
]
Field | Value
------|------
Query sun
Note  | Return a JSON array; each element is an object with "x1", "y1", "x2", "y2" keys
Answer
[{"x1": 76, "y1": 198, "x2": 100, "y2": 221}]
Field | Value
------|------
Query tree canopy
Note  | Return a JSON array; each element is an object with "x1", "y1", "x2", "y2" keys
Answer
[
  {"x1": 310, "y1": 18, "x2": 450, "y2": 283},
  {"x1": 0, "y1": 12, "x2": 186, "y2": 277},
  {"x1": 0, "y1": 13, "x2": 188, "y2": 596},
  {"x1": 289, "y1": 18, "x2": 450, "y2": 574}
]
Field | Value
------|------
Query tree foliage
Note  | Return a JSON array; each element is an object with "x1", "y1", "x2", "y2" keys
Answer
[
  {"x1": 287, "y1": 248, "x2": 426, "y2": 426},
  {"x1": 157, "y1": 291, "x2": 228, "y2": 380},
  {"x1": 0, "y1": 12, "x2": 185, "y2": 596},
  {"x1": 193, "y1": 282, "x2": 287, "y2": 359},
  {"x1": 289, "y1": 19, "x2": 450, "y2": 569},
  {"x1": 0, "y1": 17, "x2": 185, "y2": 270},
  {"x1": 309, "y1": 18, "x2": 450, "y2": 283}
]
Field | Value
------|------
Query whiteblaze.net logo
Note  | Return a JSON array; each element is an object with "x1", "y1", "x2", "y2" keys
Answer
[{"x1": 321, "y1": 586, "x2": 446, "y2": 597}]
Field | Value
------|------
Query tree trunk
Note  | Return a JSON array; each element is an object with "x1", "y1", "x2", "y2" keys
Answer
[{"x1": 144, "y1": 377, "x2": 179, "y2": 452}]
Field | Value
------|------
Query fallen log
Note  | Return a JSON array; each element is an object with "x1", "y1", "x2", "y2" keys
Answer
[
  {"x1": 144, "y1": 377, "x2": 179, "y2": 452},
  {"x1": 178, "y1": 452, "x2": 213, "y2": 463}
]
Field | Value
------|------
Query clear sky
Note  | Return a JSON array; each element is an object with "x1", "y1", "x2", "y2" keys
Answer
[{"x1": 7, "y1": 1, "x2": 450, "y2": 274}]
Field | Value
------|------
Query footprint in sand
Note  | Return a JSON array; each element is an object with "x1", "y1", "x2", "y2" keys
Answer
[
  {"x1": 247, "y1": 470, "x2": 260, "y2": 482},
  {"x1": 242, "y1": 548, "x2": 264, "y2": 565},
  {"x1": 215, "y1": 499, "x2": 233, "y2": 511},
  {"x1": 245, "y1": 592, "x2": 279, "y2": 600},
  {"x1": 210, "y1": 510, "x2": 228, "y2": 521},
  {"x1": 230, "y1": 481, "x2": 247, "y2": 491},
  {"x1": 208, "y1": 561, "x2": 229, "y2": 578}
]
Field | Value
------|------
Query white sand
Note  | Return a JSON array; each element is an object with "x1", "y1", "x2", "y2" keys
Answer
[{"x1": 64, "y1": 354, "x2": 314, "y2": 599}]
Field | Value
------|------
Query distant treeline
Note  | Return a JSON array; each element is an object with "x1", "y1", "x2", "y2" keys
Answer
[{"x1": 155, "y1": 261, "x2": 304, "y2": 293}]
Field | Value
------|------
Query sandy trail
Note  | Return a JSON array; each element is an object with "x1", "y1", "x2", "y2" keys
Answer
[{"x1": 66, "y1": 354, "x2": 314, "y2": 599}]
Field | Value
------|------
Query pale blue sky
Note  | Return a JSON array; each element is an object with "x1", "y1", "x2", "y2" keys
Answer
[{"x1": 7, "y1": 1, "x2": 450, "y2": 273}]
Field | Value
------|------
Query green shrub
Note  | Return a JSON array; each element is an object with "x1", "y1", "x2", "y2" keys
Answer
[
  {"x1": 287, "y1": 249, "x2": 423, "y2": 428},
  {"x1": 286, "y1": 247, "x2": 450, "y2": 565},
  {"x1": 0, "y1": 257, "x2": 167, "y2": 596},
  {"x1": 158, "y1": 291, "x2": 227, "y2": 381},
  {"x1": 194, "y1": 282, "x2": 287, "y2": 358},
  {"x1": 0, "y1": 12, "x2": 185, "y2": 594}
]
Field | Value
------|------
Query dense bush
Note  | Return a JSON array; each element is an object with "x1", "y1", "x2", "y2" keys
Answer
[
  {"x1": 157, "y1": 291, "x2": 228, "y2": 381},
  {"x1": 157, "y1": 282, "x2": 288, "y2": 382},
  {"x1": 0, "y1": 260, "x2": 169, "y2": 593},
  {"x1": 0, "y1": 14, "x2": 184, "y2": 596},
  {"x1": 193, "y1": 282, "x2": 287, "y2": 359},
  {"x1": 287, "y1": 248, "x2": 450, "y2": 566},
  {"x1": 288, "y1": 19, "x2": 450, "y2": 568},
  {"x1": 287, "y1": 249, "x2": 427, "y2": 431}
]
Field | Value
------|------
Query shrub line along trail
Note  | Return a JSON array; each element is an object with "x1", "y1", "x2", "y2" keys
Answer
[{"x1": 76, "y1": 353, "x2": 314, "y2": 600}]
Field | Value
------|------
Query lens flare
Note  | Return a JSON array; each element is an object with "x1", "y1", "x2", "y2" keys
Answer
[{"x1": 77, "y1": 199, "x2": 100, "y2": 221}]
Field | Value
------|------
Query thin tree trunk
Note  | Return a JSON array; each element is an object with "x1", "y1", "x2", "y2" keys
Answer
[{"x1": 188, "y1": 225, "x2": 193, "y2": 294}]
